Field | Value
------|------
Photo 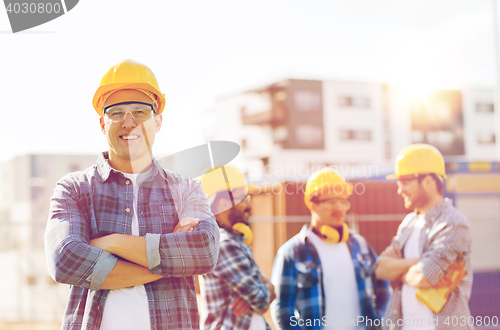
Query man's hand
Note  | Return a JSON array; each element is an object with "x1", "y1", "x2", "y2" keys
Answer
[
  {"x1": 402, "y1": 265, "x2": 433, "y2": 289},
  {"x1": 376, "y1": 242, "x2": 419, "y2": 281},
  {"x1": 232, "y1": 295, "x2": 252, "y2": 317},
  {"x1": 382, "y1": 242, "x2": 403, "y2": 259},
  {"x1": 173, "y1": 217, "x2": 199, "y2": 233},
  {"x1": 260, "y1": 274, "x2": 276, "y2": 306},
  {"x1": 90, "y1": 217, "x2": 199, "y2": 254}
]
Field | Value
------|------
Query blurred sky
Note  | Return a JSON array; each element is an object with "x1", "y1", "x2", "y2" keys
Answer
[{"x1": 0, "y1": 0, "x2": 498, "y2": 163}]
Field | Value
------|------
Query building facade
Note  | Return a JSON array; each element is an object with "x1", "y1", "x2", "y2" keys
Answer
[
  {"x1": 0, "y1": 154, "x2": 98, "y2": 322},
  {"x1": 207, "y1": 79, "x2": 498, "y2": 181}
]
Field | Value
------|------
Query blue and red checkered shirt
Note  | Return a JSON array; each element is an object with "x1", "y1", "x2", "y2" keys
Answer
[
  {"x1": 199, "y1": 228, "x2": 271, "y2": 330},
  {"x1": 271, "y1": 226, "x2": 390, "y2": 330},
  {"x1": 44, "y1": 152, "x2": 220, "y2": 330}
]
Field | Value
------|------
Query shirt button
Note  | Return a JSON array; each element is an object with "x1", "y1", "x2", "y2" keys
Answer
[
  {"x1": 126, "y1": 180, "x2": 130, "y2": 185},
  {"x1": 126, "y1": 208, "x2": 131, "y2": 213}
]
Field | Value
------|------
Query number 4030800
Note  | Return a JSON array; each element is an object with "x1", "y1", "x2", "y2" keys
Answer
[
  {"x1": 444, "y1": 316, "x2": 498, "y2": 327},
  {"x1": 6, "y1": 2, "x2": 62, "y2": 14}
]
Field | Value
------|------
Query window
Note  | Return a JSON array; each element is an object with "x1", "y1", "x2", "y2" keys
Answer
[
  {"x1": 339, "y1": 129, "x2": 372, "y2": 141},
  {"x1": 427, "y1": 130, "x2": 455, "y2": 146},
  {"x1": 477, "y1": 132, "x2": 496, "y2": 144},
  {"x1": 338, "y1": 96, "x2": 370, "y2": 108},
  {"x1": 475, "y1": 103, "x2": 494, "y2": 113},
  {"x1": 432, "y1": 101, "x2": 452, "y2": 121},
  {"x1": 294, "y1": 91, "x2": 321, "y2": 112},
  {"x1": 273, "y1": 126, "x2": 289, "y2": 143},
  {"x1": 295, "y1": 124, "x2": 323, "y2": 146}
]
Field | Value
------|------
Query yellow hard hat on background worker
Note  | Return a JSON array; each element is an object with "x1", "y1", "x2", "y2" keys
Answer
[
  {"x1": 92, "y1": 59, "x2": 166, "y2": 116},
  {"x1": 200, "y1": 166, "x2": 248, "y2": 202},
  {"x1": 304, "y1": 168, "x2": 353, "y2": 244},
  {"x1": 304, "y1": 167, "x2": 353, "y2": 210},
  {"x1": 386, "y1": 143, "x2": 447, "y2": 179},
  {"x1": 200, "y1": 166, "x2": 253, "y2": 245}
]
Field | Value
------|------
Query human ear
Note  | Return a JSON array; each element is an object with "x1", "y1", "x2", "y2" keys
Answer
[
  {"x1": 155, "y1": 114, "x2": 163, "y2": 133},
  {"x1": 421, "y1": 175, "x2": 434, "y2": 191},
  {"x1": 99, "y1": 117, "x2": 106, "y2": 134}
]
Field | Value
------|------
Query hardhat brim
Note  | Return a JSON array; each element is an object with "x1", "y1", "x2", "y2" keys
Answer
[
  {"x1": 93, "y1": 82, "x2": 166, "y2": 116},
  {"x1": 385, "y1": 173, "x2": 447, "y2": 180},
  {"x1": 304, "y1": 182, "x2": 353, "y2": 210}
]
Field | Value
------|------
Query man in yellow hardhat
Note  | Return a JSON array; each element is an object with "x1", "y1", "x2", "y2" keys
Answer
[
  {"x1": 198, "y1": 166, "x2": 275, "y2": 330},
  {"x1": 44, "y1": 59, "x2": 220, "y2": 330},
  {"x1": 375, "y1": 144, "x2": 473, "y2": 330},
  {"x1": 271, "y1": 168, "x2": 390, "y2": 330}
]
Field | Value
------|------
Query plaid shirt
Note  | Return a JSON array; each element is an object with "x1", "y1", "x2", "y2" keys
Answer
[
  {"x1": 271, "y1": 225, "x2": 390, "y2": 330},
  {"x1": 44, "y1": 152, "x2": 220, "y2": 330},
  {"x1": 199, "y1": 228, "x2": 271, "y2": 330},
  {"x1": 381, "y1": 199, "x2": 474, "y2": 330}
]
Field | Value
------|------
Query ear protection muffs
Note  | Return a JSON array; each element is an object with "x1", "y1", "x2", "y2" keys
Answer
[
  {"x1": 319, "y1": 223, "x2": 349, "y2": 244},
  {"x1": 232, "y1": 223, "x2": 254, "y2": 246}
]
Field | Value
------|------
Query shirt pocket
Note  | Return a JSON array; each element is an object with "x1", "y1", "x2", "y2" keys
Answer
[
  {"x1": 295, "y1": 260, "x2": 319, "y2": 289},
  {"x1": 158, "y1": 204, "x2": 179, "y2": 233}
]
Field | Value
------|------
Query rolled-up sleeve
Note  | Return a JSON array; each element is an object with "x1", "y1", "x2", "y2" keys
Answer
[
  {"x1": 45, "y1": 178, "x2": 118, "y2": 290},
  {"x1": 416, "y1": 215, "x2": 472, "y2": 286},
  {"x1": 146, "y1": 179, "x2": 220, "y2": 277}
]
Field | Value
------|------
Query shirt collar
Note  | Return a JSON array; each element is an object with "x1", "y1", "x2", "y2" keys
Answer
[
  {"x1": 425, "y1": 198, "x2": 452, "y2": 222},
  {"x1": 220, "y1": 227, "x2": 245, "y2": 242},
  {"x1": 298, "y1": 225, "x2": 310, "y2": 243},
  {"x1": 96, "y1": 152, "x2": 169, "y2": 183}
]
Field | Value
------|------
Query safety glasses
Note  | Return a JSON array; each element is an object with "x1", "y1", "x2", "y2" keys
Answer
[
  {"x1": 316, "y1": 198, "x2": 351, "y2": 210},
  {"x1": 103, "y1": 103, "x2": 155, "y2": 123}
]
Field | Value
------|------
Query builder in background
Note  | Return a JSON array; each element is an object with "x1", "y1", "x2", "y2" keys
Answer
[
  {"x1": 45, "y1": 59, "x2": 220, "y2": 330},
  {"x1": 375, "y1": 144, "x2": 473, "y2": 330},
  {"x1": 271, "y1": 168, "x2": 390, "y2": 330},
  {"x1": 199, "y1": 166, "x2": 275, "y2": 330}
]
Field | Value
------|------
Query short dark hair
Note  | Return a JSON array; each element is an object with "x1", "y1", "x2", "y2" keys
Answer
[{"x1": 417, "y1": 173, "x2": 443, "y2": 195}]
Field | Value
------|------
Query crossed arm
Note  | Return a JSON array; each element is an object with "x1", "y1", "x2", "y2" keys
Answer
[
  {"x1": 45, "y1": 178, "x2": 219, "y2": 291},
  {"x1": 375, "y1": 243, "x2": 432, "y2": 289},
  {"x1": 90, "y1": 217, "x2": 199, "y2": 290},
  {"x1": 212, "y1": 238, "x2": 274, "y2": 317},
  {"x1": 231, "y1": 273, "x2": 276, "y2": 317}
]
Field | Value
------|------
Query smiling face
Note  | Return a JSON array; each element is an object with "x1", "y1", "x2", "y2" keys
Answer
[
  {"x1": 397, "y1": 176, "x2": 429, "y2": 211},
  {"x1": 310, "y1": 191, "x2": 349, "y2": 231},
  {"x1": 99, "y1": 90, "x2": 162, "y2": 173}
]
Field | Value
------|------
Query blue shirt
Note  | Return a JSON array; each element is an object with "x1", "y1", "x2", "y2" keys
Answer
[
  {"x1": 271, "y1": 226, "x2": 390, "y2": 330},
  {"x1": 44, "y1": 152, "x2": 220, "y2": 330}
]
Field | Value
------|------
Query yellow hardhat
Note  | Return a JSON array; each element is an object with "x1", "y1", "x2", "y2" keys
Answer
[
  {"x1": 92, "y1": 59, "x2": 166, "y2": 116},
  {"x1": 304, "y1": 168, "x2": 353, "y2": 210},
  {"x1": 201, "y1": 166, "x2": 254, "y2": 245},
  {"x1": 200, "y1": 166, "x2": 248, "y2": 199},
  {"x1": 386, "y1": 144, "x2": 447, "y2": 179}
]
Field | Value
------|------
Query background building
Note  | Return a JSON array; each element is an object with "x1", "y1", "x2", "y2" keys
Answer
[
  {"x1": 207, "y1": 78, "x2": 498, "y2": 181},
  {"x1": 0, "y1": 155, "x2": 98, "y2": 323}
]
